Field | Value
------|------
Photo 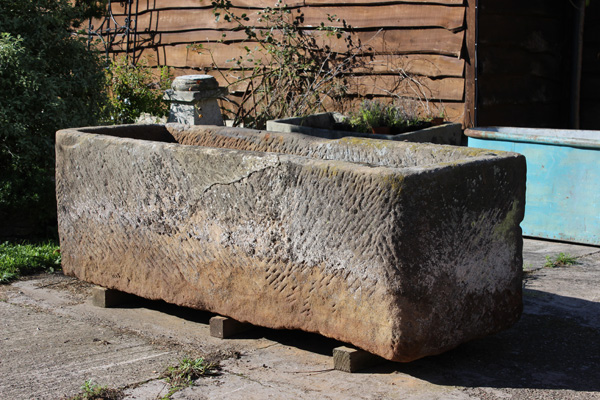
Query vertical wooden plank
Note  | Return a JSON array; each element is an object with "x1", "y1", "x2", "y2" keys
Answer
[
  {"x1": 580, "y1": 0, "x2": 600, "y2": 129},
  {"x1": 569, "y1": 0, "x2": 585, "y2": 129},
  {"x1": 464, "y1": 0, "x2": 477, "y2": 128}
]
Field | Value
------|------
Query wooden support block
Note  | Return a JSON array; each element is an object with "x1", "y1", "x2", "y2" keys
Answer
[
  {"x1": 333, "y1": 346, "x2": 383, "y2": 373},
  {"x1": 91, "y1": 286, "x2": 132, "y2": 308},
  {"x1": 209, "y1": 315, "x2": 251, "y2": 338}
]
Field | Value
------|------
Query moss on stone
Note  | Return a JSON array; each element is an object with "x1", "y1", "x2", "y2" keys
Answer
[
  {"x1": 494, "y1": 200, "x2": 523, "y2": 242},
  {"x1": 338, "y1": 137, "x2": 390, "y2": 150},
  {"x1": 378, "y1": 173, "x2": 406, "y2": 196}
]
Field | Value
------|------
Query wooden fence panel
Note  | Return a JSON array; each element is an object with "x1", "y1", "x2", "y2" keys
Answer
[
  {"x1": 305, "y1": 0, "x2": 464, "y2": 5},
  {"x1": 126, "y1": 4, "x2": 464, "y2": 32},
  {"x1": 98, "y1": 0, "x2": 468, "y2": 123},
  {"x1": 111, "y1": 0, "x2": 464, "y2": 14},
  {"x1": 143, "y1": 44, "x2": 464, "y2": 79}
]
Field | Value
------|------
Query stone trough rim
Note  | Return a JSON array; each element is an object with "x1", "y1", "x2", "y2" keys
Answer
[{"x1": 57, "y1": 123, "x2": 516, "y2": 173}]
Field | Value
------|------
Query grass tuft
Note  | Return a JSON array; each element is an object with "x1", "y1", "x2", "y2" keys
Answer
[{"x1": 0, "y1": 241, "x2": 61, "y2": 284}]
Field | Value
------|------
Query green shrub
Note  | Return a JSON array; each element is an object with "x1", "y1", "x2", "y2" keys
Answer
[
  {"x1": 103, "y1": 57, "x2": 172, "y2": 124},
  {"x1": 0, "y1": 0, "x2": 107, "y2": 237}
]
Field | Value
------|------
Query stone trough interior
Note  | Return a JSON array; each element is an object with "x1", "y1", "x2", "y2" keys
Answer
[
  {"x1": 78, "y1": 123, "x2": 478, "y2": 168},
  {"x1": 56, "y1": 123, "x2": 527, "y2": 362}
]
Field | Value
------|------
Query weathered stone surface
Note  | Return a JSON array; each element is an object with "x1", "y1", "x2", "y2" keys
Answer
[
  {"x1": 56, "y1": 124, "x2": 526, "y2": 362},
  {"x1": 171, "y1": 75, "x2": 219, "y2": 91}
]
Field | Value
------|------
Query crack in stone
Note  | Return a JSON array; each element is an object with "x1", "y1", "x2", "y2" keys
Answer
[{"x1": 201, "y1": 156, "x2": 282, "y2": 194}]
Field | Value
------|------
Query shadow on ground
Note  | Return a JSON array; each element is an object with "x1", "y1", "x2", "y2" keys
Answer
[
  {"x1": 114, "y1": 288, "x2": 599, "y2": 393},
  {"x1": 117, "y1": 294, "x2": 346, "y2": 356},
  {"x1": 380, "y1": 289, "x2": 600, "y2": 392}
]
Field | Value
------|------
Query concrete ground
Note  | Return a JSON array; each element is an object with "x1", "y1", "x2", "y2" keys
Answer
[{"x1": 0, "y1": 238, "x2": 599, "y2": 399}]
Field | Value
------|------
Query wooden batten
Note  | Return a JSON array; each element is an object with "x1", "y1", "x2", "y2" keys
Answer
[
  {"x1": 464, "y1": 0, "x2": 476, "y2": 128},
  {"x1": 112, "y1": 0, "x2": 465, "y2": 11},
  {"x1": 112, "y1": 4, "x2": 464, "y2": 31},
  {"x1": 580, "y1": 1, "x2": 600, "y2": 129},
  {"x1": 136, "y1": 28, "x2": 464, "y2": 57}
]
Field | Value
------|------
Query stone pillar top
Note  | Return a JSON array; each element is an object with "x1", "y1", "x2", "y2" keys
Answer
[
  {"x1": 164, "y1": 74, "x2": 227, "y2": 125},
  {"x1": 172, "y1": 75, "x2": 219, "y2": 92}
]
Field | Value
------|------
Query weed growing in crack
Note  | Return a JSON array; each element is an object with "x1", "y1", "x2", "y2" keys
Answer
[
  {"x1": 65, "y1": 380, "x2": 124, "y2": 400},
  {"x1": 160, "y1": 357, "x2": 220, "y2": 399},
  {"x1": 544, "y1": 252, "x2": 578, "y2": 268}
]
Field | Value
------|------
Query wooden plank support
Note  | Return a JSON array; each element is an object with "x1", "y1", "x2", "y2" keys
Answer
[
  {"x1": 209, "y1": 315, "x2": 252, "y2": 339},
  {"x1": 91, "y1": 286, "x2": 132, "y2": 308},
  {"x1": 332, "y1": 346, "x2": 384, "y2": 373}
]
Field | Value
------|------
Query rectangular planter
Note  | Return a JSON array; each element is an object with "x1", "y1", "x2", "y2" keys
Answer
[
  {"x1": 266, "y1": 112, "x2": 463, "y2": 145},
  {"x1": 57, "y1": 123, "x2": 525, "y2": 362},
  {"x1": 466, "y1": 127, "x2": 600, "y2": 246}
]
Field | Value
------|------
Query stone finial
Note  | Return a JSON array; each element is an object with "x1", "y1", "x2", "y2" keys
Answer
[{"x1": 164, "y1": 75, "x2": 228, "y2": 126}]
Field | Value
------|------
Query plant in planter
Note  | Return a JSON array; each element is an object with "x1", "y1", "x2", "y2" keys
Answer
[
  {"x1": 266, "y1": 98, "x2": 461, "y2": 145},
  {"x1": 344, "y1": 100, "x2": 437, "y2": 135}
]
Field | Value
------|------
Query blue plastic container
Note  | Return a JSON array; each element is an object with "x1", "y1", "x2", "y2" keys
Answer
[{"x1": 466, "y1": 127, "x2": 600, "y2": 246}]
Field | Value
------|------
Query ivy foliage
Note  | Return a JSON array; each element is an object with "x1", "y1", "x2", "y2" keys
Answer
[{"x1": 0, "y1": 0, "x2": 108, "y2": 236}]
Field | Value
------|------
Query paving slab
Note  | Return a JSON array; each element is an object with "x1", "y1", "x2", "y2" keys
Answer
[
  {"x1": 0, "y1": 238, "x2": 599, "y2": 399},
  {"x1": 0, "y1": 299, "x2": 177, "y2": 399},
  {"x1": 522, "y1": 237, "x2": 599, "y2": 270}
]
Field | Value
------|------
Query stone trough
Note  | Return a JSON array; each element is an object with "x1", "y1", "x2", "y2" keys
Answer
[{"x1": 56, "y1": 124, "x2": 526, "y2": 362}]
